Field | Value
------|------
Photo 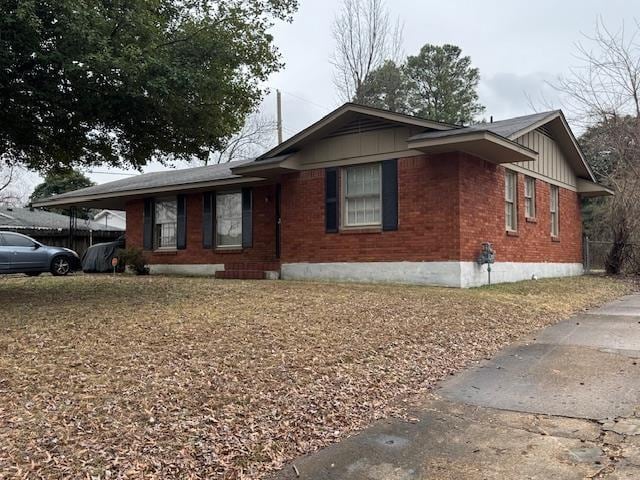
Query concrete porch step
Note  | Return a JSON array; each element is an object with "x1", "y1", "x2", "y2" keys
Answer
[{"x1": 224, "y1": 262, "x2": 281, "y2": 272}]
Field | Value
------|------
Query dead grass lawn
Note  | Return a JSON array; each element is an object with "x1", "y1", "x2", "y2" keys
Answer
[{"x1": 0, "y1": 274, "x2": 632, "y2": 479}]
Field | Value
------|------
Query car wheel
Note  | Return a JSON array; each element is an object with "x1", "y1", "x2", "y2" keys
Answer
[
  {"x1": 25, "y1": 272, "x2": 42, "y2": 277},
  {"x1": 51, "y1": 256, "x2": 71, "y2": 276}
]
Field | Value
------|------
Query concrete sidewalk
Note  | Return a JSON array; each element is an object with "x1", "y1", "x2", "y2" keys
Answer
[{"x1": 276, "y1": 294, "x2": 640, "y2": 479}]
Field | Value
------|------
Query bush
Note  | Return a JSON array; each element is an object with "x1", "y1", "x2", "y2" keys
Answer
[{"x1": 117, "y1": 247, "x2": 149, "y2": 275}]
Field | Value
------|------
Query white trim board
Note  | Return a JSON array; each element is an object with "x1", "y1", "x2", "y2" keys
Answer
[{"x1": 281, "y1": 261, "x2": 583, "y2": 288}]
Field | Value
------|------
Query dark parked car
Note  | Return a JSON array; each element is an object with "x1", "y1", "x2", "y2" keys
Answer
[{"x1": 0, "y1": 231, "x2": 81, "y2": 276}]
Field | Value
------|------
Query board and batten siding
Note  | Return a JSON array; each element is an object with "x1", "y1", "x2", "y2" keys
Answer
[
  {"x1": 292, "y1": 126, "x2": 422, "y2": 167},
  {"x1": 513, "y1": 129, "x2": 577, "y2": 188}
]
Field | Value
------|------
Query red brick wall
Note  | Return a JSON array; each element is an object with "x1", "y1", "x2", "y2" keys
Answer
[
  {"x1": 125, "y1": 185, "x2": 278, "y2": 265},
  {"x1": 280, "y1": 153, "x2": 583, "y2": 264},
  {"x1": 125, "y1": 154, "x2": 583, "y2": 266},
  {"x1": 457, "y1": 155, "x2": 583, "y2": 263},
  {"x1": 279, "y1": 154, "x2": 461, "y2": 263}
]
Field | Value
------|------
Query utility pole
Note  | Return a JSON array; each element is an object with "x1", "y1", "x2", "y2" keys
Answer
[{"x1": 276, "y1": 89, "x2": 283, "y2": 145}]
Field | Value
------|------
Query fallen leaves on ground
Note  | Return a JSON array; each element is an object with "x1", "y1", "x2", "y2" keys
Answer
[{"x1": 0, "y1": 274, "x2": 632, "y2": 479}]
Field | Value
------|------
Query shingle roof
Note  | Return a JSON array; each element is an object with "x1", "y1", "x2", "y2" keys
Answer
[
  {"x1": 33, "y1": 106, "x2": 581, "y2": 209},
  {"x1": 42, "y1": 159, "x2": 254, "y2": 202},
  {"x1": 409, "y1": 110, "x2": 560, "y2": 142},
  {"x1": 0, "y1": 206, "x2": 123, "y2": 231}
]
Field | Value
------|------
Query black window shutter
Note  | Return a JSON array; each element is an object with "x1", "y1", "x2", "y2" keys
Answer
[
  {"x1": 241, "y1": 188, "x2": 252, "y2": 248},
  {"x1": 202, "y1": 193, "x2": 214, "y2": 249},
  {"x1": 143, "y1": 198, "x2": 154, "y2": 250},
  {"x1": 382, "y1": 159, "x2": 398, "y2": 231},
  {"x1": 325, "y1": 168, "x2": 339, "y2": 233},
  {"x1": 176, "y1": 194, "x2": 187, "y2": 250}
]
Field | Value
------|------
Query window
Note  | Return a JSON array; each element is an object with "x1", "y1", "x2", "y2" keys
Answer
[
  {"x1": 524, "y1": 176, "x2": 536, "y2": 219},
  {"x1": 216, "y1": 191, "x2": 242, "y2": 247},
  {"x1": 550, "y1": 185, "x2": 559, "y2": 237},
  {"x1": 2, "y1": 233, "x2": 36, "y2": 247},
  {"x1": 154, "y1": 198, "x2": 177, "y2": 249},
  {"x1": 504, "y1": 170, "x2": 517, "y2": 231},
  {"x1": 343, "y1": 163, "x2": 382, "y2": 227}
]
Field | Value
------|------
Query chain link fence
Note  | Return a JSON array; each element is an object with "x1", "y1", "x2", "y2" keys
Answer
[{"x1": 584, "y1": 237, "x2": 640, "y2": 273}]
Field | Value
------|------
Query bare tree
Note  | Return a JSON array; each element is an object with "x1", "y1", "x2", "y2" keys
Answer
[
  {"x1": 557, "y1": 19, "x2": 640, "y2": 124},
  {"x1": 0, "y1": 161, "x2": 28, "y2": 206},
  {"x1": 207, "y1": 113, "x2": 277, "y2": 165},
  {"x1": 554, "y1": 18, "x2": 640, "y2": 273},
  {"x1": 0, "y1": 164, "x2": 14, "y2": 196},
  {"x1": 331, "y1": 0, "x2": 403, "y2": 103},
  {"x1": 0, "y1": 163, "x2": 24, "y2": 206}
]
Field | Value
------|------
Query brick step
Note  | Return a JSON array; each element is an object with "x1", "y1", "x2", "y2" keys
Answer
[
  {"x1": 223, "y1": 262, "x2": 281, "y2": 271},
  {"x1": 215, "y1": 270, "x2": 267, "y2": 280}
]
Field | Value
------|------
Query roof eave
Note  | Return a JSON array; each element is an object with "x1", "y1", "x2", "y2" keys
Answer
[
  {"x1": 230, "y1": 164, "x2": 300, "y2": 178},
  {"x1": 31, "y1": 176, "x2": 266, "y2": 210},
  {"x1": 230, "y1": 154, "x2": 300, "y2": 177},
  {"x1": 577, "y1": 178, "x2": 614, "y2": 197},
  {"x1": 408, "y1": 131, "x2": 539, "y2": 164}
]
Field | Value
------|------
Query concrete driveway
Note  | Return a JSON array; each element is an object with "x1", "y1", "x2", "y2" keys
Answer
[{"x1": 276, "y1": 294, "x2": 640, "y2": 479}]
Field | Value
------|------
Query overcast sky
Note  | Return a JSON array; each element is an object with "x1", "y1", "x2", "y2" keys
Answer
[
  {"x1": 267, "y1": 0, "x2": 639, "y2": 134},
  {"x1": 19, "y1": 0, "x2": 640, "y2": 193}
]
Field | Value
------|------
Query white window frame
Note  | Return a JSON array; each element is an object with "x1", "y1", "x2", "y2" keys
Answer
[
  {"x1": 215, "y1": 191, "x2": 243, "y2": 248},
  {"x1": 342, "y1": 163, "x2": 382, "y2": 228},
  {"x1": 154, "y1": 197, "x2": 177, "y2": 250},
  {"x1": 524, "y1": 176, "x2": 536, "y2": 219},
  {"x1": 550, "y1": 185, "x2": 559, "y2": 237},
  {"x1": 504, "y1": 170, "x2": 518, "y2": 232}
]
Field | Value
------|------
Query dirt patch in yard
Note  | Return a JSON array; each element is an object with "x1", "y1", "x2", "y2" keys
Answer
[{"x1": 0, "y1": 275, "x2": 632, "y2": 479}]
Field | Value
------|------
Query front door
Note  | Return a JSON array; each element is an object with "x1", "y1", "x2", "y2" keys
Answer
[{"x1": 275, "y1": 183, "x2": 281, "y2": 259}]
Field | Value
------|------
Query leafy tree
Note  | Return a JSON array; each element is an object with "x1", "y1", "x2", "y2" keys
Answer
[
  {"x1": 0, "y1": 0, "x2": 298, "y2": 173},
  {"x1": 358, "y1": 60, "x2": 410, "y2": 113},
  {"x1": 351, "y1": 43, "x2": 484, "y2": 123},
  {"x1": 404, "y1": 44, "x2": 484, "y2": 124},
  {"x1": 29, "y1": 169, "x2": 95, "y2": 217}
]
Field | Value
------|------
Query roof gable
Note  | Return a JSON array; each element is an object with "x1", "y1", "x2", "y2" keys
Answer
[
  {"x1": 258, "y1": 103, "x2": 455, "y2": 160},
  {"x1": 409, "y1": 110, "x2": 595, "y2": 181},
  {"x1": 481, "y1": 111, "x2": 560, "y2": 138},
  {"x1": 509, "y1": 112, "x2": 595, "y2": 181}
]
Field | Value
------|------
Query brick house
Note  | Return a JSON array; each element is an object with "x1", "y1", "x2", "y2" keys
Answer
[{"x1": 34, "y1": 104, "x2": 612, "y2": 287}]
